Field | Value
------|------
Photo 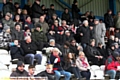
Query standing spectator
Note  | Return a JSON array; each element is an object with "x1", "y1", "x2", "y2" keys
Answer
[
  {"x1": 76, "y1": 51, "x2": 91, "y2": 80},
  {"x1": 114, "y1": 11, "x2": 120, "y2": 29},
  {"x1": 104, "y1": 9, "x2": 114, "y2": 29},
  {"x1": 61, "y1": 8, "x2": 71, "y2": 24},
  {"x1": 72, "y1": 0, "x2": 80, "y2": 20},
  {"x1": 50, "y1": 48, "x2": 71, "y2": 80},
  {"x1": 64, "y1": 53, "x2": 82, "y2": 80},
  {"x1": 10, "y1": 61, "x2": 29, "y2": 77},
  {"x1": 2, "y1": 12, "x2": 14, "y2": 30},
  {"x1": 10, "y1": 40, "x2": 24, "y2": 62},
  {"x1": 21, "y1": 36, "x2": 42, "y2": 65},
  {"x1": 2, "y1": 0, "x2": 15, "y2": 17},
  {"x1": 77, "y1": 20, "x2": 91, "y2": 49},
  {"x1": 31, "y1": 0, "x2": 43, "y2": 23},
  {"x1": 35, "y1": 16, "x2": 49, "y2": 34},
  {"x1": 94, "y1": 19, "x2": 106, "y2": 46},
  {"x1": 47, "y1": 4, "x2": 56, "y2": 20},
  {"x1": 11, "y1": 23, "x2": 24, "y2": 41}
]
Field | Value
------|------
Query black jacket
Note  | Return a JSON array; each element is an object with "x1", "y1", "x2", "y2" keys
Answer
[
  {"x1": 77, "y1": 26, "x2": 90, "y2": 44},
  {"x1": 10, "y1": 68, "x2": 29, "y2": 77},
  {"x1": 10, "y1": 46, "x2": 24, "y2": 61},
  {"x1": 47, "y1": 8, "x2": 56, "y2": 19},
  {"x1": 31, "y1": 2, "x2": 43, "y2": 18},
  {"x1": 72, "y1": 4, "x2": 80, "y2": 19},
  {"x1": 104, "y1": 13, "x2": 114, "y2": 28},
  {"x1": 61, "y1": 12, "x2": 71, "y2": 22},
  {"x1": 69, "y1": 45, "x2": 79, "y2": 56},
  {"x1": 35, "y1": 71, "x2": 55, "y2": 80},
  {"x1": 21, "y1": 41, "x2": 38, "y2": 55}
]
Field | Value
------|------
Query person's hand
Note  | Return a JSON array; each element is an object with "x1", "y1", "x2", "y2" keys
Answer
[
  {"x1": 17, "y1": 45, "x2": 20, "y2": 47},
  {"x1": 77, "y1": 46, "x2": 81, "y2": 50},
  {"x1": 80, "y1": 33, "x2": 83, "y2": 36}
]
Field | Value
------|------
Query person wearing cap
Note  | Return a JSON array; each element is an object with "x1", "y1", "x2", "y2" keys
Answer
[
  {"x1": 77, "y1": 20, "x2": 91, "y2": 49},
  {"x1": 21, "y1": 36, "x2": 42, "y2": 65},
  {"x1": 35, "y1": 64, "x2": 55, "y2": 80},
  {"x1": 47, "y1": 4, "x2": 56, "y2": 20},
  {"x1": 64, "y1": 30, "x2": 74, "y2": 42},
  {"x1": 94, "y1": 18, "x2": 106, "y2": 47},
  {"x1": 11, "y1": 23, "x2": 24, "y2": 41},
  {"x1": 105, "y1": 52, "x2": 120, "y2": 79},
  {"x1": 32, "y1": 23, "x2": 47, "y2": 50},
  {"x1": 10, "y1": 61, "x2": 29, "y2": 77},
  {"x1": 2, "y1": 12, "x2": 14, "y2": 30},
  {"x1": 31, "y1": 0, "x2": 43, "y2": 23}
]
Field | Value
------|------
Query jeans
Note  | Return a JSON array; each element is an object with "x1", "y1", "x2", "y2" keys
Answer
[
  {"x1": 105, "y1": 70, "x2": 116, "y2": 79},
  {"x1": 67, "y1": 67, "x2": 81, "y2": 79},
  {"x1": 25, "y1": 53, "x2": 42, "y2": 65},
  {"x1": 54, "y1": 70, "x2": 71, "y2": 80},
  {"x1": 81, "y1": 71, "x2": 91, "y2": 80}
]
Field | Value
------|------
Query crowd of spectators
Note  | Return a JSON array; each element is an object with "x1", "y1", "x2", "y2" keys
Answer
[{"x1": 1, "y1": 0, "x2": 120, "y2": 79}]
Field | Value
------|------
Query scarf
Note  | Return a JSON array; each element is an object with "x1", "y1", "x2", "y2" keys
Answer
[{"x1": 80, "y1": 58, "x2": 88, "y2": 68}]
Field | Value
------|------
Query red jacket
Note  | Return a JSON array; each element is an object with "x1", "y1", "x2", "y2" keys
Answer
[{"x1": 107, "y1": 61, "x2": 120, "y2": 71}]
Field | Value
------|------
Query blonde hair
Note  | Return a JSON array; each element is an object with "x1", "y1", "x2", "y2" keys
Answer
[
  {"x1": 46, "y1": 64, "x2": 53, "y2": 69},
  {"x1": 79, "y1": 51, "x2": 85, "y2": 56}
]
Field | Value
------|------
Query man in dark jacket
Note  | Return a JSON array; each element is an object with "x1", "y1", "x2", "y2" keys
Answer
[
  {"x1": 21, "y1": 36, "x2": 42, "y2": 65},
  {"x1": 32, "y1": 23, "x2": 47, "y2": 50},
  {"x1": 31, "y1": 0, "x2": 43, "y2": 23},
  {"x1": 10, "y1": 61, "x2": 29, "y2": 77},
  {"x1": 77, "y1": 20, "x2": 91, "y2": 49},
  {"x1": 104, "y1": 9, "x2": 114, "y2": 29}
]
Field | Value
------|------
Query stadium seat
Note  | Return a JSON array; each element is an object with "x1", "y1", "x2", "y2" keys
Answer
[
  {"x1": 34, "y1": 65, "x2": 46, "y2": 75},
  {"x1": 0, "y1": 62, "x2": 8, "y2": 70},
  {"x1": 8, "y1": 64, "x2": 17, "y2": 72},
  {"x1": 100, "y1": 65, "x2": 105, "y2": 71},
  {"x1": 94, "y1": 70, "x2": 104, "y2": 79},
  {"x1": 0, "y1": 49, "x2": 8, "y2": 55},
  {"x1": 0, "y1": 54, "x2": 11, "y2": 66},
  {"x1": 0, "y1": 70, "x2": 11, "y2": 77},
  {"x1": 90, "y1": 65, "x2": 100, "y2": 71}
]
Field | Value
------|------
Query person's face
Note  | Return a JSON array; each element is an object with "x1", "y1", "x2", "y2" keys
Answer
[
  {"x1": 18, "y1": 65, "x2": 25, "y2": 72},
  {"x1": 26, "y1": 36, "x2": 32, "y2": 43},
  {"x1": 54, "y1": 20, "x2": 58, "y2": 26},
  {"x1": 91, "y1": 41, "x2": 95, "y2": 47},
  {"x1": 68, "y1": 53, "x2": 73, "y2": 59},
  {"x1": 52, "y1": 15, "x2": 57, "y2": 19},
  {"x1": 36, "y1": 1, "x2": 40, "y2": 4},
  {"x1": 40, "y1": 16, "x2": 45, "y2": 22},
  {"x1": 109, "y1": 11, "x2": 112, "y2": 14},
  {"x1": 65, "y1": 9, "x2": 68, "y2": 13},
  {"x1": 46, "y1": 66, "x2": 53, "y2": 73},
  {"x1": 51, "y1": 6, "x2": 54, "y2": 9},
  {"x1": 15, "y1": 15, "x2": 20, "y2": 21},
  {"x1": 53, "y1": 49, "x2": 59, "y2": 56},
  {"x1": 79, "y1": 53, "x2": 85, "y2": 59},
  {"x1": 29, "y1": 68, "x2": 35, "y2": 75},
  {"x1": 94, "y1": 20, "x2": 99, "y2": 25},
  {"x1": 15, "y1": 25, "x2": 21, "y2": 31},
  {"x1": 66, "y1": 32, "x2": 70, "y2": 36},
  {"x1": 36, "y1": 27, "x2": 41, "y2": 32},
  {"x1": 26, "y1": 17, "x2": 31, "y2": 22},
  {"x1": 17, "y1": 9, "x2": 22, "y2": 14},
  {"x1": 62, "y1": 21, "x2": 66, "y2": 26},
  {"x1": 115, "y1": 44, "x2": 119, "y2": 49},
  {"x1": 111, "y1": 46, "x2": 115, "y2": 50},
  {"x1": 71, "y1": 40, "x2": 76, "y2": 46},
  {"x1": 5, "y1": 15, "x2": 10, "y2": 20},
  {"x1": 0, "y1": 23, "x2": 3, "y2": 28},
  {"x1": 14, "y1": 40, "x2": 18, "y2": 45},
  {"x1": 84, "y1": 22, "x2": 89, "y2": 26}
]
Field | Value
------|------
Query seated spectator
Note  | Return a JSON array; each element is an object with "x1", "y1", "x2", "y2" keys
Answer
[
  {"x1": 50, "y1": 48, "x2": 71, "y2": 80},
  {"x1": 61, "y1": 8, "x2": 71, "y2": 24},
  {"x1": 24, "y1": 27, "x2": 31, "y2": 37},
  {"x1": 35, "y1": 15, "x2": 49, "y2": 34},
  {"x1": 76, "y1": 51, "x2": 91, "y2": 80},
  {"x1": 2, "y1": 12, "x2": 14, "y2": 30},
  {"x1": 69, "y1": 22, "x2": 77, "y2": 35},
  {"x1": 84, "y1": 39, "x2": 105, "y2": 65},
  {"x1": 35, "y1": 63, "x2": 55, "y2": 80},
  {"x1": 105, "y1": 52, "x2": 120, "y2": 79},
  {"x1": 10, "y1": 40, "x2": 24, "y2": 62},
  {"x1": 22, "y1": 9, "x2": 29, "y2": 22},
  {"x1": 114, "y1": 37, "x2": 120, "y2": 45},
  {"x1": 13, "y1": 14, "x2": 22, "y2": 26},
  {"x1": 0, "y1": 24, "x2": 12, "y2": 49},
  {"x1": 24, "y1": 15, "x2": 34, "y2": 30},
  {"x1": 106, "y1": 27, "x2": 115, "y2": 39},
  {"x1": 60, "y1": 20, "x2": 69, "y2": 31},
  {"x1": 32, "y1": 23, "x2": 47, "y2": 50},
  {"x1": 10, "y1": 61, "x2": 29, "y2": 77},
  {"x1": 69, "y1": 39, "x2": 83, "y2": 57},
  {"x1": 107, "y1": 35, "x2": 115, "y2": 48},
  {"x1": 64, "y1": 30, "x2": 74, "y2": 42},
  {"x1": 115, "y1": 28, "x2": 120, "y2": 39},
  {"x1": 11, "y1": 23, "x2": 24, "y2": 41},
  {"x1": 21, "y1": 36, "x2": 42, "y2": 65},
  {"x1": 63, "y1": 53, "x2": 82, "y2": 80},
  {"x1": 28, "y1": 65, "x2": 35, "y2": 77}
]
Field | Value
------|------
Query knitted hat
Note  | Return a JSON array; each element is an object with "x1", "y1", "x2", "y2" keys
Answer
[{"x1": 17, "y1": 61, "x2": 24, "y2": 67}]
